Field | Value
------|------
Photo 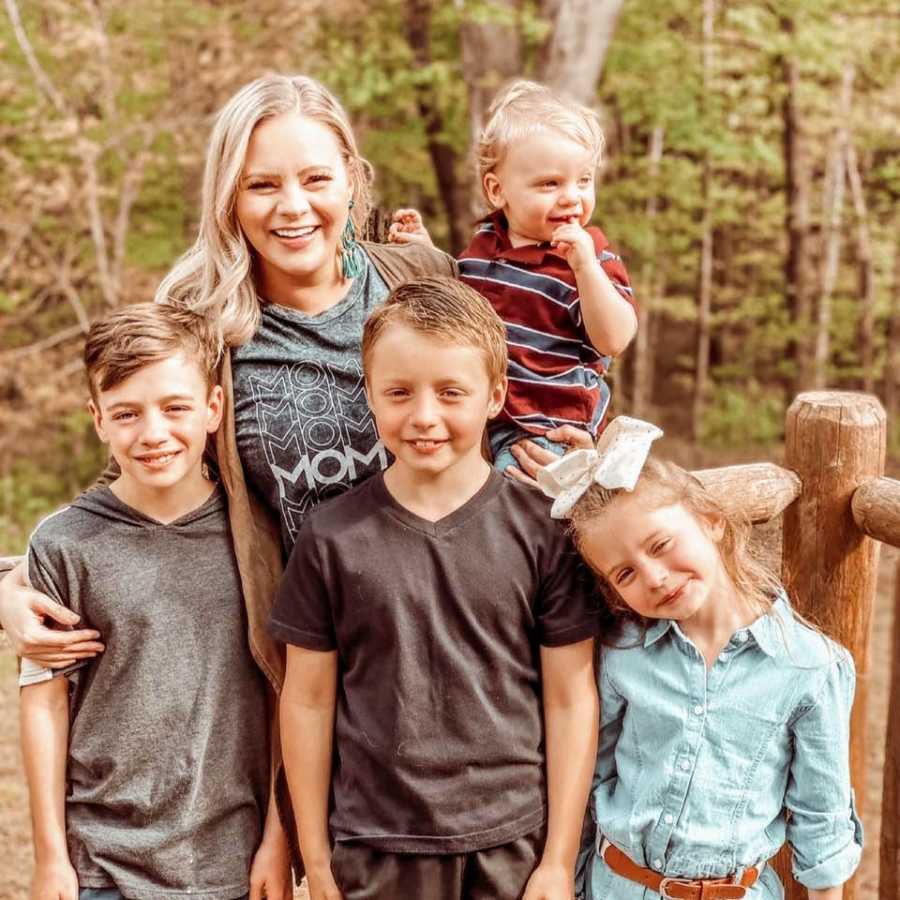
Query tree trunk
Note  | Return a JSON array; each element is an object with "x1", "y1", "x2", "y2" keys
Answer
[
  {"x1": 884, "y1": 229, "x2": 900, "y2": 423},
  {"x1": 692, "y1": 0, "x2": 715, "y2": 442},
  {"x1": 535, "y1": 0, "x2": 625, "y2": 105},
  {"x1": 813, "y1": 64, "x2": 853, "y2": 389},
  {"x1": 459, "y1": 1, "x2": 523, "y2": 135},
  {"x1": 632, "y1": 125, "x2": 664, "y2": 418},
  {"x1": 845, "y1": 142, "x2": 876, "y2": 392},
  {"x1": 405, "y1": 0, "x2": 470, "y2": 254},
  {"x1": 454, "y1": 0, "x2": 625, "y2": 246},
  {"x1": 880, "y1": 560, "x2": 900, "y2": 900},
  {"x1": 458, "y1": 0, "x2": 523, "y2": 223},
  {"x1": 779, "y1": 17, "x2": 815, "y2": 395}
]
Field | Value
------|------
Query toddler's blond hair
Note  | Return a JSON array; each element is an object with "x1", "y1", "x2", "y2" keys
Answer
[{"x1": 477, "y1": 80, "x2": 605, "y2": 204}]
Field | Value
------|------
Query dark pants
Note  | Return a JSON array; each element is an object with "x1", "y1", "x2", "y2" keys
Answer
[{"x1": 331, "y1": 826, "x2": 546, "y2": 900}]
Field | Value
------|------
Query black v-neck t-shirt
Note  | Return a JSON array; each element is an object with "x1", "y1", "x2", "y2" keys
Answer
[{"x1": 269, "y1": 470, "x2": 601, "y2": 853}]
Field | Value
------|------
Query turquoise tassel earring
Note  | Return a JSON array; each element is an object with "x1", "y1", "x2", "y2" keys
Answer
[{"x1": 340, "y1": 200, "x2": 364, "y2": 279}]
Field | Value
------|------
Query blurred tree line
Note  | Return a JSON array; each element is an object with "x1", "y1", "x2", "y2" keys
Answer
[{"x1": 1, "y1": 0, "x2": 898, "y2": 552}]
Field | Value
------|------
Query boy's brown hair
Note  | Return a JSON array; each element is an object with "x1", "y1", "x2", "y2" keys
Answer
[
  {"x1": 362, "y1": 277, "x2": 507, "y2": 385},
  {"x1": 84, "y1": 302, "x2": 222, "y2": 401}
]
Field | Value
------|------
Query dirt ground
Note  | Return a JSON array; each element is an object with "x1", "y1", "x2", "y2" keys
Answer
[{"x1": 0, "y1": 548, "x2": 894, "y2": 900}]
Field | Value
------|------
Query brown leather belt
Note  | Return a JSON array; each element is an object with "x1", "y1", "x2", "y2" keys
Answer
[{"x1": 600, "y1": 840, "x2": 760, "y2": 899}]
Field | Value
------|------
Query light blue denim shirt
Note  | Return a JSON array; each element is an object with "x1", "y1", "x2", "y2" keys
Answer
[{"x1": 580, "y1": 597, "x2": 862, "y2": 899}]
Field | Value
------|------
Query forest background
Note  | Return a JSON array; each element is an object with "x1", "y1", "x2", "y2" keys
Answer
[{"x1": 0, "y1": 0, "x2": 898, "y2": 555}]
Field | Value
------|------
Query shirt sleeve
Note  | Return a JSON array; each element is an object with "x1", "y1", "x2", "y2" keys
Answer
[
  {"x1": 598, "y1": 247, "x2": 636, "y2": 309},
  {"x1": 535, "y1": 534, "x2": 603, "y2": 647},
  {"x1": 586, "y1": 226, "x2": 636, "y2": 311},
  {"x1": 786, "y1": 651, "x2": 863, "y2": 890},
  {"x1": 19, "y1": 539, "x2": 87, "y2": 687},
  {"x1": 267, "y1": 522, "x2": 336, "y2": 651}
]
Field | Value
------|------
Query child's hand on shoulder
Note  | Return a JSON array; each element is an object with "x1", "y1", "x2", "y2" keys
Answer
[
  {"x1": 388, "y1": 208, "x2": 435, "y2": 248},
  {"x1": 550, "y1": 222, "x2": 596, "y2": 275},
  {"x1": 522, "y1": 859, "x2": 574, "y2": 900},
  {"x1": 31, "y1": 858, "x2": 78, "y2": 900}
]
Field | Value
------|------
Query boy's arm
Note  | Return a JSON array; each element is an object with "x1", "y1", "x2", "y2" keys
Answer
[
  {"x1": 280, "y1": 644, "x2": 342, "y2": 900},
  {"x1": 20, "y1": 677, "x2": 79, "y2": 900},
  {"x1": 523, "y1": 637, "x2": 599, "y2": 900},
  {"x1": 551, "y1": 224, "x2": 637, "y2": 356},
  {"x1": 248, "y1": 740, "x2": 292, "y2": 900}
]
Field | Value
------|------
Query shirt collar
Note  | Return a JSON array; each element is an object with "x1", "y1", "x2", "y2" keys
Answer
[
  {"x1": 479, "y1": 210, "x2": 567, "y2": 266},
  {"x1": 745, "y1": 593, "x2": 793, "y2": 658},
  {"x1": 643, "y1": 618, "x2": 675, "y2": 648},
  {"x1": 641, "y1": 593, "x2": 794, "y2": 655}
]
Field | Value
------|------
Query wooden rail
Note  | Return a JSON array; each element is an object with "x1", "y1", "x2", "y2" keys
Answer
[
  {"x1": 2, "y1": 389, "x2": 899, "y2": 898},
  {"x1": 853, "y1": 477, "x2": 900, "y2": 546},
  {"x1": 694, "y1": 462, "x2": 800, "y2": 523}
]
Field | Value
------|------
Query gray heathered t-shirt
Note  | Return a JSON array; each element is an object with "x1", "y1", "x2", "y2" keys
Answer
[
  {"x1": 231, "y1": 254, "x2": 390, "y2": 553},
  {"x1": 26, "y1": 486, "x2": 269, "y2": 900}
]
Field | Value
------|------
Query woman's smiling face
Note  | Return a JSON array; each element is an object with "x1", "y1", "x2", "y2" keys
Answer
[{"x1": 236, "y1": 112, "x2": 353, "y2": 302}]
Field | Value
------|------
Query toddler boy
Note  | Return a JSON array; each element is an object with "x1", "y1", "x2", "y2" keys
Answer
[
  {"x1": 392, "y1": 80, "x2": 638, "y2": 473},
  {"x1": 19, "y1": 303, "x2": 289, "y2": 900},
  {"x1": 272, "y1": 278, "x2": 601, "y2": 900}
]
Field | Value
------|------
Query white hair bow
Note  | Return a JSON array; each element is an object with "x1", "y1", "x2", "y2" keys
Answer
[{"x1": 537, "y1": 416, "x2": 664, "y2": 519}]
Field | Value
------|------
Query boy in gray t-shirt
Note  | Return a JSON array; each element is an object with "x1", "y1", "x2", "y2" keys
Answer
[{"x1": 19, "y1": 304, "x2": 290, "y2": 900}]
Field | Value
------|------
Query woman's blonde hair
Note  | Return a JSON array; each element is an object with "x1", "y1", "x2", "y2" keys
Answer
[
  {"x1": 569, "y1": 458, "x2": 784, "y2": 633},
  {"x1": 156, "y1": 74, "x2": 374, "y2": 347},
  {"x1": 477, "y1": 79, "x2": 604, "y2": 204}
]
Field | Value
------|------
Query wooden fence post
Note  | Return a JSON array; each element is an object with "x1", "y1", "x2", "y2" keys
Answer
[
  {"x1": 881, "y1": 561, "x2": 900, "y2": 899},
  {"x1": 775, "y1": 391, "x2": 885, "y2": 900}
]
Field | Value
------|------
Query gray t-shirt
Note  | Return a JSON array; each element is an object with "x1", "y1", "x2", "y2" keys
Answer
[
  {"x1": 26, "y1": 486, "x2": 269, "y2": 900},
  {"x1": 231, "y1": 254, "x2": 390, "y2": 552}
]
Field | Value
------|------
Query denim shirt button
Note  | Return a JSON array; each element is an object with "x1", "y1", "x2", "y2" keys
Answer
[
  {"x1": 718, "y1": 651, "x2": 728, "y2": 661},
  {"x1": 680, "y1": 759, "x2": 691, "y2": 771},
  {"x1": 737, "y1": 631, "x2": 749, "y2": 643},
  {"x1": 654, "y1": 858, "x2": 663, "y2": 869},
  {"x1": 665, "y1": 813, "x2": 675, "y2": 824},
  {"x1": 693, "y1": 704, "x2": 704, "y2": 715}
]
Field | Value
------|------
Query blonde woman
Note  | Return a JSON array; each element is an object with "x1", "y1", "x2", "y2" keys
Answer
[{"x1": 2, "y1": 74, "x2": 456, "y2": 894}]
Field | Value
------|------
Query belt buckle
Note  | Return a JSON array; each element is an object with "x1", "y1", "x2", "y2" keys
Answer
[
  {"x1": 659, "y1": 877, "x2": 691, "y2": 899},
  {"x1": 659, "y1": 878, "x2": 749, "y2": 899}
]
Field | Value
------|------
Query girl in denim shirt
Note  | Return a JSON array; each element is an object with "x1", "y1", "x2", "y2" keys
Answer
[{"x1": 550, "y1": 449, "x2": 862, "y2": 899}]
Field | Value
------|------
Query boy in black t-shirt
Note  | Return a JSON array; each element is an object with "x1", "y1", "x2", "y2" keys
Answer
[{"x1": 271, "y1": 277, "x2": 601, "y2": 900}]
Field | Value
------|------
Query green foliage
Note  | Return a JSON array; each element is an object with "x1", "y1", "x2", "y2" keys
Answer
[
  {"x1": 2, "y1": 0, "x2": 899, "y2": 549},
  {"x1": 699, "y1": 382, "x2": 787, "y2": 448},
  {"x1": 0, "y1": 410, "x2": 106, "y2": 556}
]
